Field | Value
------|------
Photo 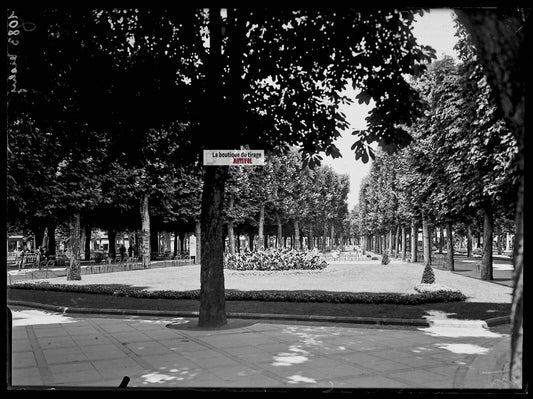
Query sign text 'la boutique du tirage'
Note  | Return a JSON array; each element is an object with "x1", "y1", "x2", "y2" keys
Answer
[{"x1": 203, "y1": 150, "x2": 265, "y2": 166}]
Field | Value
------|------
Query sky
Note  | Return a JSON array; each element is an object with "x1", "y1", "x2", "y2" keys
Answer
[{"x1": 322, "y1": 8, "x2": 460, "y2": 210}]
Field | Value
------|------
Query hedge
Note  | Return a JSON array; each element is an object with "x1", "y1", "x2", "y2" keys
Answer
[{"x1": 9, "y1": 281, "x2": 466, "y2": 304}]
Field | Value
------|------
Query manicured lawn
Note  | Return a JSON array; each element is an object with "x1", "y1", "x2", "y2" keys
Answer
[
  {"x1": 8, "y1": 261, "x2": 513, "y2": 323},
  {"x1": 8, "y1": 287, "x2": 511, "y2": 321},
  {"x1": 8, "y1": 261, "x2": 513, "y2": 303}
]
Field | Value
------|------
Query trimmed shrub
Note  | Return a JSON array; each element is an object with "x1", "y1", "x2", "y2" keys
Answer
[
  {"x1": 371, "y1": 256, "x2": 378, "y2": 260},
  {"x1": 224, "y1": 248, "x2": 327, "y2": 271},
  {"x1": 381, "y1": 252, "x2": 390, "y2": 265},
  {"x1": 421, "y1": 263, "x2": 436, "y2": 284},
  {"x1": 9, "y1": 282, "x2": 466, "y2": 304}
]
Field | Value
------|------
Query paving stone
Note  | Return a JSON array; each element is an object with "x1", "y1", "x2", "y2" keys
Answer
[
  {"x1": 11, "y1": 339, "x2": 32, "y2": 353},
  {"x1": 139, "y1": 329, "x2": 183, "y2": 341},
  {"x1": 71, "y1": 334, "x2": 113, "y2": 346},
  {"x1": 12, "y1": 351, "x2": 38, "y2": 369},
  {"x1": 50, "y1": 369, "x2": 104, "y2": 385},
  {"x1": 11, "y1": 373, "x2": 44, "y2": 386},
  {"x1": 42, "y1": 347, "x2": 89, "y2": 364},
  {"x1": 107, "y1": 331, "x2": 151, "y2": 344},
  {"x1": 331, "y1": 374, "x2": 412, "y2": 388},
  {"x1": 124, "y1": 341, "x2": 170, "y2": 356},
  {"x1": 190, "y1": 355, "x2": 242, "y2": 368},
  {"x1": 48, "y1": 361, "x2": 98, "y2": 375},
  {"x1": 30, "y1": 327, "x2": 67, "y2": 338},
  {"x1": 37, "y1": 336, "x2": 77, "y2": 349},
  {"x1": 387, "y1": 368, "x2": 453, "y2": 386}
]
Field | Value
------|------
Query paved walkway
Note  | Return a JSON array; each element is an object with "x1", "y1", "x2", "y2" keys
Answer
[
  {"x1": 9, "y1": 305, "x2": 517, "y2": 390},
  {"x1": 449, "y1": 255, "x2": 514, "y2": 287}
]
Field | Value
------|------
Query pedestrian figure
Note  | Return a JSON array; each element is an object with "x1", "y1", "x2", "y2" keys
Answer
[
  {"x1": 17, "y1": 248, "x2": 26, "y2": 271},
  {"x1": 128, "y1": 245, "x2": 133, "y2": 258},
  {"x1": 36, "y1": 247, "x2": 42, "y2": 269},
  {"x1": 119, "y1": 244, "x2": 126, "y2": 261}
]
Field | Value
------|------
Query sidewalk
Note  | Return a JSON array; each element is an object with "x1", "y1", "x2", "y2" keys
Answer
[{"x1": 8, "y1": 305, "x2": 518, "y2": 390}]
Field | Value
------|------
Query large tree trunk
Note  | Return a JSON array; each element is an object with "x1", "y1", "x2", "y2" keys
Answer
[
  {"x1": 497, "y1": 231, "x2": 504, "y2": 255},
  {"x1": 173, "y1": 231, "x2": 178, "y2": 258},
  {"x1": 41, "y1": 227, "x2": 48, "y2": 249},
  {"x1": 140, "y1": 194, "x2": 151, "y2": 269},
  {"x1": 481, "y1": 202, "x2": 494, "y2": 281},
  {"x1": 46, "y1": 222, "x2": 56, "y2": 256},
  {"x1": 276, "y1": 214, "x2": 283, "y2": 249},
  {"x1": 66, "y1": 212, "x2": 81, "y2": 281},
  {"x1": 164, "y1": 232, "x2": 171, "y2": 253},
  {"x1": 199, "y1": 165, "x2": 229, "y2": 327},
  {"x1": 453, "y1": 13, "x2": 526, "y2": 383},
  {"x1": 84, "y1": 225, "x2": 92, "y2": 261},
  {"x1": 294, "y1": 219, "x2": 300, "y2": 250},
  {"x1": 179, "y1": 232, "x2": 185, "y2": 253},
  {"x1": 227, "y1": 221, "x2": 235, "y2": 255},
  {"x1": 33, "y1": 227, "x2": 45, "y2": 252},
  {"x1": 258, "y1": 203, "x2": 265, "y2": 251},
  {"x1": 329, "y1": 222, "x2": 335, "y2": 251},
  {"x1": 422, "y1": 219, "x2": 431, "y2": 267},
  {"x1": 466, "y1": 224, "x2": 473, "y2": 257},
  {"x1": 401, "y1": 226, "x2": 407, "y2": 261},
  {"x1": 439, "y1": 227, "x2": 444, "y2": 254},
  {"x1": 150, "y1": 229, "x2": 158, "y2": 256},
  {"x1": 323, "y1": 222, "x2": 328, "y2": 251},
  {"x1": 410, "y1": 219, "x2": 418, "y2": 262},
  {"x1": 446, "y1": 221, "x2": 455, "y2": 271},
  {"x1": 511, "y1": 159, "x2": 524, "y2": 388},
  {"x1": 394, "y1": 225, "x2": 400, "y2": 258},
  {"x1": 108, "y1": 229, "x2": 117, "y2": 261},
  {"x1": 308, "y1": 225, "x2": 314, "y2": 250},
  {"x1": 195, "y1": 220, "x2": 201, "y2": 264}
]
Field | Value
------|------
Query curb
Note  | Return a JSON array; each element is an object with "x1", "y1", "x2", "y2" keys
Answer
[
  {"x1": 485, "y1": 315, "x2": 512, "y2": 327},
  {"x1": 7, "y1": 300, "x2": 429, "y2": 326},
  {"x1": 7, "y1": 300, "x2": 511, "y2": 328}
]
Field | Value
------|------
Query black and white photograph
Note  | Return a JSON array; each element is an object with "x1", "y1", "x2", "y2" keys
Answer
[{"x1": 4, "y1": 6, "x2": 527, "y2": 393}]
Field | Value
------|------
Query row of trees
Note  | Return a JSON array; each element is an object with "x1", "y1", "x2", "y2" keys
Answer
[
  {"x1": 356, "y1": 22, "x2": 519, "y2": 281},
  {"x1": 224, "y1": 150, "x2": 352, "y2": 254},
  {"x1": 9, "y1": 135, "x2": 355, "y2": 260}
]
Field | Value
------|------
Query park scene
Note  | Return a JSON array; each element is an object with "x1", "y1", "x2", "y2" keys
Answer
[{"x1": 6, "y1": 7, "x2": 526, "y2": 392}]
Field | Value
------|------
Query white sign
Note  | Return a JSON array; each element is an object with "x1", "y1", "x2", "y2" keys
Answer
[
  {"x1": 189, "y1": 235, "x2": 196, "y2": 257},
  {"x1": 203, "y1": 150, "x2": 264, "y2": 166}
]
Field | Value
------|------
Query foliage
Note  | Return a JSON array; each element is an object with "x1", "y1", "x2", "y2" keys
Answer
[{"x1": 381, "y1": 252, "x2": 391, "y2": 265}]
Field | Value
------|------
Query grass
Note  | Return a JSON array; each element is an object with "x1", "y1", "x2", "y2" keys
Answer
[{"x1": 8, "y1": 287, "x2": 511, "y2": 321}]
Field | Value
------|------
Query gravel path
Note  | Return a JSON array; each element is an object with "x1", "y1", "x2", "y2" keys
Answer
[{"x1": 22, "y1": 260, "x2": 512, "y2": 303}]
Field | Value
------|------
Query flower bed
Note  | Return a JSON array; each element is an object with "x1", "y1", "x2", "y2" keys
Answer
[
  {"x1": 224, "y1": 248, "x2": 327, "y2": 271},
  {"x1": 414, "y1": 283, "x2": 456, "y2": 293}
]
